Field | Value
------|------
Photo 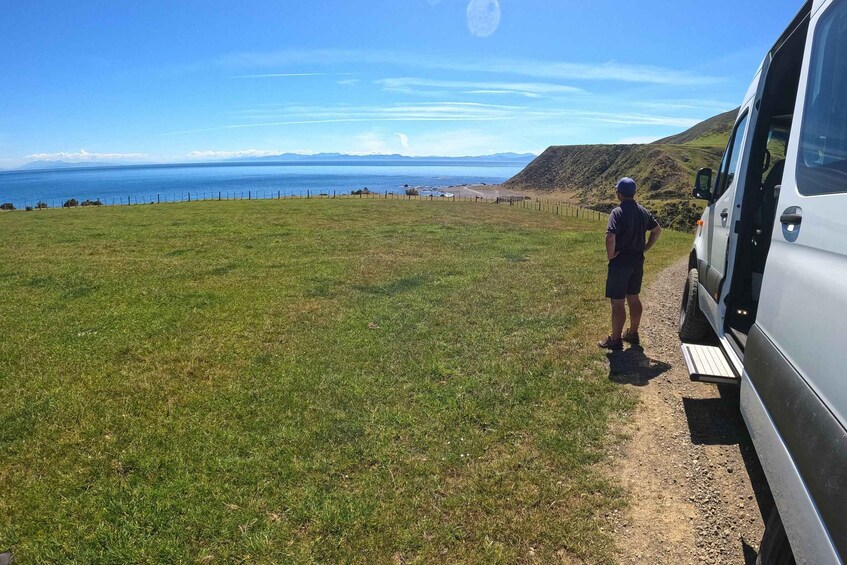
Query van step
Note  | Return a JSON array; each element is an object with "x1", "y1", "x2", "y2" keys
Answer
[{"x1": 681, "y1": 343, "x2": 740, "y2": 385}]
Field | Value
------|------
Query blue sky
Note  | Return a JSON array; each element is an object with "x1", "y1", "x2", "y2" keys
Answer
[{"x1": 0, "y1": 0, "x2": 803, "y2": 167}]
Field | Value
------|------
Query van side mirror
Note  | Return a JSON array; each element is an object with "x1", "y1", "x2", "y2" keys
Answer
[{"x1": 693, "y1": 168, "x2": 713, "y2": 201}]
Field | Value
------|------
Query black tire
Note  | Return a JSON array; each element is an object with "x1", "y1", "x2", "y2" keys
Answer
[
  {"x1": 679, "y1": 267, "x2": 710, "y2": 341},
  {"x1": 756, "y1": 507, "x2": 795, "y2": 565}
]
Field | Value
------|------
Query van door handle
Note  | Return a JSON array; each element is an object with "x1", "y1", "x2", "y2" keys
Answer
[
  {"x1": 780, "y1": 212, "x2": 802, "y2": 225},
  {"x1": 720, "y1": 209, "x2": 729, "y2": 220}
]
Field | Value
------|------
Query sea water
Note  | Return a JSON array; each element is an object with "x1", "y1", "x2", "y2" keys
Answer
[{"x1": 0, "y1": 161, "x2": 523, "y2": 208}]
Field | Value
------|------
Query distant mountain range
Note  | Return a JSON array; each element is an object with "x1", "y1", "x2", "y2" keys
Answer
[
  {"x1": 16, "y1": 160, "x2": 86, "y2": 171},
  {"x1": 228, "y1": 152, "x2": 536, "y2": 164},
  {"x1": 10, "y1": 152, "x2": 537, "y2": 171}
]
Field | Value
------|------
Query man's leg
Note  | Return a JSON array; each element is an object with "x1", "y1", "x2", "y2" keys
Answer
[
  {"x1": 611, "y1": 298, "x2": 626, "y2": 340},
  {"x1": 601, "y1": 257, "x2": 631, "y2": 348},
  {"x1": 626, "y1": 294, "x2": 642, "y2": 334}
]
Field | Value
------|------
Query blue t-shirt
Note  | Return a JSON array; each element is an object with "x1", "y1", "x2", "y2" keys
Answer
[{"x1": 606, "y1": 200, "x2": 659, "y2": 255}]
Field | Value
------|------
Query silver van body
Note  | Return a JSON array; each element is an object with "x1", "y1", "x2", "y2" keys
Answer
[{"x1": 684, "y1": 0, "x2": 847, "y2": 561}]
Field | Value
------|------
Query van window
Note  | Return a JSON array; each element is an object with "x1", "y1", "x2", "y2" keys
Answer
[
  {"x1": 797, "y1": 0, "x2": 847, "y2": 195},
  {"x1": 762, "y1": 127, "x2": 789, "y2": 183},
  {"x1": 714, "y1": 112, "x2": 750, "y2": 199}
]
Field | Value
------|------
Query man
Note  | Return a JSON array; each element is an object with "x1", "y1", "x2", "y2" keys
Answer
[{"x1": 598, "y1": 177, "x2": 662, "y2": 351}]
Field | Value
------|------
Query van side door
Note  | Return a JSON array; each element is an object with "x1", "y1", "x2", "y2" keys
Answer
[{"x1": 702, "y1": 111, "x2": 750, "y2": 300}]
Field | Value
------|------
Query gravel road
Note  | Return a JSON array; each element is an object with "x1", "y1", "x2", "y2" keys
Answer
[{"x1": 608, "y1": 258, "x2": 774, "y2": 564}]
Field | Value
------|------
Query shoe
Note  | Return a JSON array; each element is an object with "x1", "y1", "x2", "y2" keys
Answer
[
  {"x1": 622, "y1": 330, "x2": 640, "y2": 345},
  {"x1": 597, "y1": 335, "x2": 623, "y2": 351}
]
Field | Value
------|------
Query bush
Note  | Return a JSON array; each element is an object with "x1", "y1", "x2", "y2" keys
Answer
[
  {"x1": 36, "y1": 202, "x2": 48, "y2": 209},
  {"x1": 587, "y1": 199, "x2": 703, "y2": 232},
  {"x1": 25, "y1": 206, "x2": 33, "y2": 211},
  {"x1": 81, "y1": 199, "x2": 102, "y2": 206},
  {"x1": 350, "y1": 188, "x2": 372, "y2": 196},
  {"x1": 63, "y1": 199, "x2": 78, "y2": 208},
  {"x1": 648, "y1": 199, "x2": 703, "y2": 232},
  {"x1": 405, "y1": 188, "x2": 419, "y2": 196},
  {"x1": 0, "y1": 202, "x2": 15, "y2": 211}
]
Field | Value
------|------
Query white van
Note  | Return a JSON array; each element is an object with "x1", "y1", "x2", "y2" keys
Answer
[{"x1": 678, "y1": 0, "x2": 847, "y2": 562}]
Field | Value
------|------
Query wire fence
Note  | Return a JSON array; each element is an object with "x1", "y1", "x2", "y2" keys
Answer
[{"x1": 2, "y1": 189, "x2": 609, "y2": 222}]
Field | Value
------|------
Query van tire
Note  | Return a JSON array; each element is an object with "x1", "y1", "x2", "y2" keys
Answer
[
  {"x1": 756, "y1": 507, "x2": 795, "y2": 565},
  {"x1": 679, "y1": 267, "x2": 710, "y2": 341}
]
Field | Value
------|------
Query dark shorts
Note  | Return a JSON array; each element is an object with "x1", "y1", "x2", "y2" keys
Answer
[{"x1": 605, "y1": 253, "x2": 644, "y2": 299}]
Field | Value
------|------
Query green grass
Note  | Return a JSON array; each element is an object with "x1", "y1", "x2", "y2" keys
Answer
[{"x1": 0, "y1": 199, "x2": 690, "y2": 563}]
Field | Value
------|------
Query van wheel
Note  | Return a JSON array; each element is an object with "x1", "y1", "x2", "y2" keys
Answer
[
  {"x1": 756, "y1": 507, "x2": 795, "y2": 565},
  {"x1": 679, "y1": 267, "x2": 710, "y2": 341}
]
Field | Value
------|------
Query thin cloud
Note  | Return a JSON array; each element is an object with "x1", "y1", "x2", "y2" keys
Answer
[
  {"x1": 159, "y1": 102, "x2": 522, "y2": 136},
  {"x1": 218, "y1": 48, "x2": 723, "y2": 86},
  {"x1": 573, "y1": 111, "x2": 699, "y2": 127},
  {"x1": 635, "y1": 99, "x2": 737, "y2": 112},
  {"x1": 159, "y1": 117, "x2": 509, "y2": 137},
  {"x1": 26, "y1": 149, "x2": 146, "y2": 161},
  {"x1": 377, "y1": 77, "x2": 585, "y2": 97},
  {"x1": 159, "y1": 102, "x2": 700, "y2": 136},
  {"x1": 465, "y1": 90, "x2": 541, "y2": 98},
  {"x1": 231, "y1": 72, "x2": 328, "y2": 78}
]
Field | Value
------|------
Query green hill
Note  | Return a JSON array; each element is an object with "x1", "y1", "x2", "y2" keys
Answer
[
  {"x1": 653, "y1": 107, "x2": 739, "y2": 146},
  {"x1": 502, "y1": 108, "x2": 739, "y2": 229}
]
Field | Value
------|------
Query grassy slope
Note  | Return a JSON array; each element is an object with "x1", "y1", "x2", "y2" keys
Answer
[
  {"x1": 652, "y1": 108, "x2": 738, "y2": 146},
  {"x1": 502, "y1": 109, "x2": 738, "y2": 231},
  {"x1": 0, "y1": 200, "x2": 690, "y2": 563},
  {"x1": 502, "y1": 144, "x2": 725, "y2": 200}
]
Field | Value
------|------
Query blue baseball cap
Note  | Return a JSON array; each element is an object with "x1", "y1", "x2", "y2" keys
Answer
[{"x1": 616, "y1": 177, "x2": 637, "y2": 196}]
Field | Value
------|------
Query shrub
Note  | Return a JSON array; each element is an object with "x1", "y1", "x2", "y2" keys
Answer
[
  {"x1": 63, "y1": 199, "x2": 78, "y2": 208},
  {"x1": 351, "y1": 187, "x2": 371, "y2": 195},
  {"x1": 405, "y1": 188, "x2": 419, "y2": 196},
  {"x1": 35, "y1": 202, "x2": 48, "y2": 209},
  {"x1": 25, "y1": 206, "x2": 33, "y2": 211},
  {"x1": 81, "y1": 199, "x2": 102, "y2": 206},
  {"x1": 0, "y1": 202, "x2": 15, "y2": 211}
]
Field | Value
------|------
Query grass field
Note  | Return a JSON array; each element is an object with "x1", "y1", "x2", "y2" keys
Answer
[{"x1": 0, "y1": 199, "x2": 690, "y2": 563}]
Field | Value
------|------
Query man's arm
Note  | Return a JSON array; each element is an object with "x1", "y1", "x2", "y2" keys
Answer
[
  {"x1": 606, "y1": 233, "x2": 618, "y2": 261},
  {"x1": 645, "y1": 225, "x2": 662, "y2": 252}
]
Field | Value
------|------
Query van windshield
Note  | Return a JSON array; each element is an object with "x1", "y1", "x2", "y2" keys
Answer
[{"x1": 797, "y1": 0, "x2": 847, "y2": 195}]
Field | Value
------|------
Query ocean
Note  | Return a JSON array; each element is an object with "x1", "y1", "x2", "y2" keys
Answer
[{"x1": 0, "y1": 161, "x2": 524, "y2": 209}]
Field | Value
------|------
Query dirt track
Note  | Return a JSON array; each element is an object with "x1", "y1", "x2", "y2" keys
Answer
[
  {"x1": 444, "y1": 184, "x2": 526, "y2": 199},
  {"x1": 607, "y1": 258, "x2": 774, "y2": 564}
]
